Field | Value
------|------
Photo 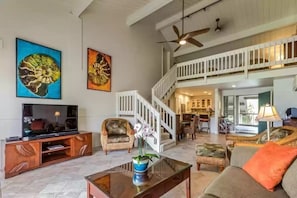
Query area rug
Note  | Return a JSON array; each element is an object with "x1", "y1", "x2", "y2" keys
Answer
[{"x1": 161, "y1": 170, "x2": 219, "y2": 198}]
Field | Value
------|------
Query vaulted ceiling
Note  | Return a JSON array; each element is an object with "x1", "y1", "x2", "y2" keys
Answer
[{"x1": 65, "y1": 0, "x2": 297, "y2": 58}]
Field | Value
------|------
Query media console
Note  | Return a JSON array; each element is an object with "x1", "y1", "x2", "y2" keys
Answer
[{"x1": 5, "y1": 132, "x2": 92, "y2": 178}]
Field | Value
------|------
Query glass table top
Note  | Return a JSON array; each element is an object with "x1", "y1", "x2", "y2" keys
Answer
[{"x1": 85, "y1": 156, "x2": 192, "y2": 197}]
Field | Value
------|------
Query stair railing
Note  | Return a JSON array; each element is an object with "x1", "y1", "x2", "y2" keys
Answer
[
  {"x1": 116, "y1": 90, "x2": 161, "y2": 152},
  {"x1": 152, "y1": 65, "x2": 177, "y2": 99},
  {"x1": 152, "y1": 95, "x2": 176, "y2": 142},
  {"x1": 152, "y1": 66, "x2": 177, "y2": 143}
]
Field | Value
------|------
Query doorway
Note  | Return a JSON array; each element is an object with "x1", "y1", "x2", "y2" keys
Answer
[
  {"x1": 238, "y1": 95, "x2": 258, "y2": 126},
  {"x1": 223, "y1": 95, "x2": 259, "y2": 134}
]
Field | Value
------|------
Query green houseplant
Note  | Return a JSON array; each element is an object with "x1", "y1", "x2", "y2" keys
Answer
[{"x1": 132, "y1": 123, "x2": 159, "y2": 171}]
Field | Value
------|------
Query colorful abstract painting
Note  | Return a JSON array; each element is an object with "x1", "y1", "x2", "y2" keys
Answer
[
  {"x1": 16, "y1": 38, "x2": 62, "y2": 99},
  {"x1": 87, "y1": 48, "x2": 111, "y2": 92}
]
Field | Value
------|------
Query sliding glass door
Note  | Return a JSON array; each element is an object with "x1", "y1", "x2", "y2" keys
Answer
[
  {"x1": 238, "y1": 96, "x2": 258, "y2": 126},
  {"x1": 223, "y1": 96, "x2": 234, "y2": 123}
]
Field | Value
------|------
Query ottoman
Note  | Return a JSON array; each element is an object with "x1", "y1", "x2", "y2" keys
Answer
[{"x1": 195, "y1": 143, "x2": 226, "y2": 172}]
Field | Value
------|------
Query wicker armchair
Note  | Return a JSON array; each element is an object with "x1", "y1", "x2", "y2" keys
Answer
[
  {"x1": 225, "y1": 126, "x2": 297, "y2": 159},
  {"x1": 226, "y1": 125, "x2": 297, "y2": 147},
  {"x1": 101, "y1": 118, "x2": 135, "y2": 155}
]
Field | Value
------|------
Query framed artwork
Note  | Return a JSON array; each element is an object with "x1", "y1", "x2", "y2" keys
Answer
[
  {"x1": 87, "y1": 48, "x2": 111, "y2": 92},
  {"x1": 16, "y1": 38, "x2": 61, "y2": 99}
]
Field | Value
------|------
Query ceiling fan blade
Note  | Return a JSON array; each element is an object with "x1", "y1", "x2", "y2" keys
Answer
[
  {"x1": 173, "y1": 25, "x2": 180, "y2": 38},
  {"x1": 180, "y1": 33, "x2": 190, "y2": 41},
  {"x1": 174, "y1": 45, "x2": 181, "y2": 52},
  {"x1": 186, "y1": 28, "x2": 210, "y2": 38},
  {"x1": 187, "y1": 38, "x2": 203, "y2": 47},
  {"x1": 157, "y1": 39, "x2": 179, "y2": 43}
]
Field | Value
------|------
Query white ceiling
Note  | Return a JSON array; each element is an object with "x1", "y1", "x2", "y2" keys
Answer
[{"x1": 59, "y1": 0, "x2": 297, "y2": 95}]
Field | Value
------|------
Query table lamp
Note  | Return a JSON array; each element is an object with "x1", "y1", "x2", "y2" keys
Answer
[
  {"x1": 54, "y1": 111, "x2": 60, "y2": 125},
  {"x1": 257, "y1": 104, "x2": 281, "y2": 141}
]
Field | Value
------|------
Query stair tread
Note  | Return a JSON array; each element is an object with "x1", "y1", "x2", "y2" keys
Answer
[{"x1": 161, "y1": 139, "x2": 175, "y2": 144}]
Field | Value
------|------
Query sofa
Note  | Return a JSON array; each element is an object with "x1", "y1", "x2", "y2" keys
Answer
[
  {"x1": 101, "y1": 118, "x2": 135, "y2": 155},
  {"x1": 199, "y1": 145, "x2": 297, "y2": 198}
]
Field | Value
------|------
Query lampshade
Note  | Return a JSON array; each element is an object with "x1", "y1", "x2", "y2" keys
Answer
[
  {"x1": 257, "y1": 104, "x2": 281, "y2": 122},
  {"x1": 54, "y1": 111, "x2": 60, "y2": 117}
]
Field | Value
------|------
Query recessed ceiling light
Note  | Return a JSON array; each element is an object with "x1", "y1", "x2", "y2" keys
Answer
[
  {"x1": 232, "y1": 85, "x2": 236, "y2": 88},
  {"x1": 203, "y1": 91, "x2": 208, "y2": 94}
]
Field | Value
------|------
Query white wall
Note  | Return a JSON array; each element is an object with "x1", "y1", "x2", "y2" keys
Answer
[
  {"x1": 0, "y1": 0, "x2": 163, "y2": 147},
  {"x1": 274, "y1": 77, "x2": 297, "y2": 120}
]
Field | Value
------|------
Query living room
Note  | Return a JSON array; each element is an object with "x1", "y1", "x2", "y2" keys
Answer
[{"x1": 1, "y1": 0, "x2": 297, "y2": 197}]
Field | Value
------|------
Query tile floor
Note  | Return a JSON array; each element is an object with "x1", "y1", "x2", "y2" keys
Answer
[{"x1": 1, "y1": 133, "x2": 227, "y2": 198}]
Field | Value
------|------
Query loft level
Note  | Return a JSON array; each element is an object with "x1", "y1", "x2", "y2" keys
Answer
[{"x1": 176, "y1": 35, "x2": 297, "y2": 83}]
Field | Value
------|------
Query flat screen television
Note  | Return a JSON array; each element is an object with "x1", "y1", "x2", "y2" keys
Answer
[{"x1": 22, "y1": 104, "x2": 78, "y2": 140}]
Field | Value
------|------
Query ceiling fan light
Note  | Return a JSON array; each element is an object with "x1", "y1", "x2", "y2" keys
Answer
[
  {"x1": 215, "y1": 27, "x2": 221, "y2": 32},
  {"x1": 179, "y1": 40, "x2": 186, "y2": 45},
  {"x1": 215, "y1": 18, "x2": 221, "y2": 32}
]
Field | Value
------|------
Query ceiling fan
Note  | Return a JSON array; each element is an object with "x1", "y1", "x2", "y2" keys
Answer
[{"x1": 159, "y1": 0, "x2": 210, "y2": 52}]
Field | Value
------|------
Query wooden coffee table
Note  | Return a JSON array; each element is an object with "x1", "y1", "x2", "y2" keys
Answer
[{"x1": 85, "y1": 156, "x2": 192, "y2": 198}]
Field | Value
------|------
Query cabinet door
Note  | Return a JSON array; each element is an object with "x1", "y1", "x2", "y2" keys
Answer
[
  {"x1": 72, "y1": 133, "x2": 92, "y2": 156},
  {"x1": 207, "y1": 99, "x2": 211, "y2": 107},
  {"x1": 5, "y1": 142, "x2": 40, "y2": 178}
]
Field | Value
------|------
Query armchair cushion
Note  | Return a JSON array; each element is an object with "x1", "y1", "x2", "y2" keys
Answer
[
  {"x1": 105, "y1": 119, "x2": 127, "y2": 135},
  {"x1": 256, "y1": 128, "x2": 292, "y2": 144},
  {"x1": 107, "y1": 134, "x2": 130, "y2": 143},
  {"x1": 243, "y1": 142, "x2": 297, "y2": 191}
]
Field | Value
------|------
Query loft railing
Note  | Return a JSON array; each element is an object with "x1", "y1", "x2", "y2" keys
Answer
[
  {"x1": 176, "y1": 35, "x2": 297, "y2": 81},
  {"x1": 116, "y1": 90, "x2": 161, "y2": 153}
]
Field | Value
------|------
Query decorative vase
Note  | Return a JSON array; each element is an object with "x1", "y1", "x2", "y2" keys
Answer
[
  {"x1": 132, "y1": 171, "x2": 149, "y2": 186},
  {"x1": 132, "y1": 158, "x2": 149, "y2": 172}
]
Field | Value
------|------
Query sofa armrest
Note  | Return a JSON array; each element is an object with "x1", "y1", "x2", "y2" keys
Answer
[{"x1": 230, "y1": 146, "x2": 259, "y2": 168}]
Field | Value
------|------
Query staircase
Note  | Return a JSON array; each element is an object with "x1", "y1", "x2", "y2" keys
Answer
[
  {"x1": 116, "y1": 34, "x2": 297, "y2": 153},
  {"x1": 116, "y1": 90, "x2": 176, "y2": 153}
]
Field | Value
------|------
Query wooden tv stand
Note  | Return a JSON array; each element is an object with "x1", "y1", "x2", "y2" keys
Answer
[{"x1": 5, "y1": 132, "x2": 92, "y2": 178}]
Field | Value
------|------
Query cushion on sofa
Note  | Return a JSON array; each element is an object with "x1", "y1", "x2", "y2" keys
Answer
[
  {"x1": 230, "y1": 146, "x2": 259, "y2": 168},
  {"x1": 202, "y1": 166, "x2": 289, "y2": 198},
  {"x1": 282, "y1": 158, "x2": 297, "y2": 197},
  {"x1": 243, "y1": 142, "x2": 297, "y2": 191}
]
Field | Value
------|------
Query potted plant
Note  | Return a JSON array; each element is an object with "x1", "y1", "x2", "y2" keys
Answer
[{"x1": 132, "y1": 122, "x2": 159, "y2": 172}]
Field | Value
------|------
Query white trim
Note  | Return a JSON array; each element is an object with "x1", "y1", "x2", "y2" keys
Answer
[{"x1": 126, "y1": 0, "x2": 173, "y2": 26}]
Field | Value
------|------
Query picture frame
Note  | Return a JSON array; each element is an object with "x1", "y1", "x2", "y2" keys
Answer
[
  {"x1": 16, "y1": 38, "x2": 62, "y2": 99},
  {"x1": 87, "y1": 48, "x2": 111, "y2": 92}
]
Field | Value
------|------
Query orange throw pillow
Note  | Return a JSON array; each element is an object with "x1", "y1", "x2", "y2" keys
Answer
[{"x1": 243, "y1": 142, "x2": 297, "y2": 191}]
